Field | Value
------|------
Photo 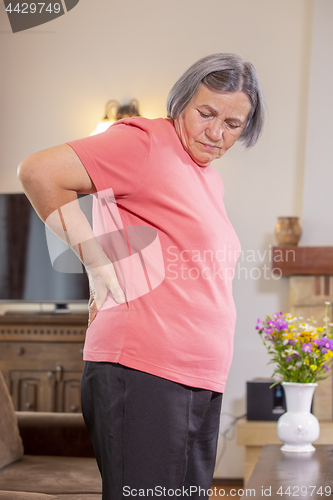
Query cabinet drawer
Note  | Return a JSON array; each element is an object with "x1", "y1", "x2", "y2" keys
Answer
[
  {"x1": 0, "y1": 342, "x2": 85, "y2": 371},
  {"x1": 9, "y1": 369, "x2": 84, "y2": 412},
  {"x1": 11, "y1": 370, "x2": 57, "y2": 412}
]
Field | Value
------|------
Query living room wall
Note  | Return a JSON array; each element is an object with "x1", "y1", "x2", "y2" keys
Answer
[
  {"x1": 301, "y1": 0, "x2": 333, "y2": 246},
  {"x1": 0, "y1": 0, "x2": 314, "y2": 478}
]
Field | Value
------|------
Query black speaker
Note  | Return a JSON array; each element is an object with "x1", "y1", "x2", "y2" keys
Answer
[{"x1": 246, "y1": 378, "x2": 286, "y2": 421}]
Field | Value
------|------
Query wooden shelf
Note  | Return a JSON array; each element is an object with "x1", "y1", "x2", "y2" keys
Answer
[
  {"x1": 272, "y1": 246, "x2": 333, "y2": 276},
  {"x1": 237, "y1": 419, "x2": 333, "y2": 446},
  {"x1": 0, "y1": 314, "x2": 88, "y2": 342},
  {"x1": 0, "y1": 314, "x2": 88, "y2": 325}
]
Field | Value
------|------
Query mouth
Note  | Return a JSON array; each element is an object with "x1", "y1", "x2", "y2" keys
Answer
[{"x1": 199, "y1": 142, "x2": 220, "y2": 151}]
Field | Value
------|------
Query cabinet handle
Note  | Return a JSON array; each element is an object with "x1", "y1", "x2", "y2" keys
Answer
[
  {"x1": 55, "y1": 365, "x2": 63, "y2": 382},
  {"x1": 25, "y1": 402, "x2": 34, "y2": 410},
  {"x1": 70, "y1": 405, "x2": 78, "y2": 413},
  {"x1": 16, "y1": 347, "x2": 25, "y2": 356}
]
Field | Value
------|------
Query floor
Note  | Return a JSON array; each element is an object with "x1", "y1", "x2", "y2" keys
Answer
[{"x1": 210, "y1": 482, "x2": 242, "y2": 499}]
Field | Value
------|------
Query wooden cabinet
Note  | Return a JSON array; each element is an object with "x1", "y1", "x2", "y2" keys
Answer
[{"x1": 0, "y1": 313, "x2": 88, "y2": 412}]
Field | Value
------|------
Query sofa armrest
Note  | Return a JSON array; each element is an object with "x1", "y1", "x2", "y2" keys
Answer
[{"x1": 16, "y1": 411, "x2": 95, "y2": 458}]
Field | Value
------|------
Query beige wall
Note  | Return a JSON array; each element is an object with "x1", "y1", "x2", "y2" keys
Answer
[
  {"x1": 301, "y1": 0, "x2": 333, "y2": 245},
  {"x1": 1, "y1": 0, "x2": 315, "y2": 478}
]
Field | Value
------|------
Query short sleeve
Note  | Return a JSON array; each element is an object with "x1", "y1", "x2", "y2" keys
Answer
[{"x1": 67, "y1": 118, "x2": 151, "y2": 199}]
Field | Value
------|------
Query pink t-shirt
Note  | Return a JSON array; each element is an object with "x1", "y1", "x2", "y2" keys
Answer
[{"x1": 67, "y1": 117, "x2": 240, "y2": 392}]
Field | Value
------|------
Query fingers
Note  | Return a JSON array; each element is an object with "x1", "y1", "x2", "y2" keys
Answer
[
  {"x1": 88, "y1": 260, "x2": 126, "y2": 304},
  {"x1": 108, "y1": 279, "x2": 126, "y2": 304},
  {"x1": 88, "y1": 310, "x2": 96, "y2": 327},
  {"x1": 88, "y1": 296, "x2": 98, "y2": 326},
  {"x1": 103, "y1": 263, "x2": 126, "y2": 304},
  {"x1": 87, "y1": 265, "x2": 126, "y2": 327},
  {"x1": 88, "y1": 288, "x2": 125, "y2": 327}
]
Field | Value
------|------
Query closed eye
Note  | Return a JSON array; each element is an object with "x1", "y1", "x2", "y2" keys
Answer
[
  {"x1": 198, "y1": 111, "x2": 211, "y2": 119},
  {"x1": 226, "y1": 122, "x2": 241, "y2": 129}
]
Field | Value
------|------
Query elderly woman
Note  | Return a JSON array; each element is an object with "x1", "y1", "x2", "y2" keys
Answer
[{"x1": 18, "y1": 53, "x2": 264, "y2": 499}]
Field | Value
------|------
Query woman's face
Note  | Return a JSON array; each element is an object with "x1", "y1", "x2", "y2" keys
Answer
[{"x1": 174, "y1": 85, "x2": 252, "y2": 167}]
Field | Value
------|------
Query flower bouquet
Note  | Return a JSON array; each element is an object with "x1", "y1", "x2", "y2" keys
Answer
[
  {"x1": 256, "y1": 302, "x2": 333, "y2": 383},
  {"x1": 256, "y1": 302, "x2": 333, "y2": 452}
]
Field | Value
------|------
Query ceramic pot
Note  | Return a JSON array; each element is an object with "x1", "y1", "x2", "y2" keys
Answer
[
  {"x1": 274, "y1": 217, "x2": 302, "y2": 246},
  {"x1": 277, "y1": 382, "x2": 319, "y2": 452}
]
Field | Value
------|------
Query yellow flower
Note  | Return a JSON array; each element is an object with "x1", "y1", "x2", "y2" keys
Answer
[
  {"x1": 324, "y1": 351, "x2": 333, "y2": 362},
  {"x1": 310, "y1": 365, "x2": 318, "y2": 371},
  {"x1": 304, "y1": 359, "x2": 309, "y2": 365},
  {"x1": 316, "y1": 349, "x2": 320, "y2": 354},
  {"x1": 317, "y1": 327, "x2": 324, "y2": 333}
]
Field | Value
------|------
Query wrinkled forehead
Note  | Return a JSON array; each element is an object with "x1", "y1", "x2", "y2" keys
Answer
[{"x1": 190, "y1": 85, "x2": 252, "y2": 117}]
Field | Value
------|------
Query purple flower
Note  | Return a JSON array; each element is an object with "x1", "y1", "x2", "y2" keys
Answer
[
  {"x1": 323, "y1": 339, "x2": 333, "y2": 350},
  {"x1": 272, "y1": 317, "x2": 289, "y2": 331},
  {"x1": 289, "y1": 339, "x2": 296, "y2": 345},
  {"x1": 324, "y1": 364, "x2": 330, "y2": 372},
  {"x1": 302, "y1": 343, "x2": 312, "y2": 353}
]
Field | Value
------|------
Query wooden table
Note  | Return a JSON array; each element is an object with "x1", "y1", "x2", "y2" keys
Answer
[
  {"x1": 237, "y1": 420, "x2": 333, "y2": 484},
  {"x1": 240, "y1": 444, "x2": 333, "y2": 499}
]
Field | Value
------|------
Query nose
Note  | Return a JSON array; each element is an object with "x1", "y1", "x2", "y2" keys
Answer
[{"x1": 205, "y1": 119, "x2": 224, "y2": 142}]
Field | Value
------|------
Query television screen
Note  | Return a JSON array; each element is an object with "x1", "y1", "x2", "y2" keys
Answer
[{"x1": 0, "y1": 193, "x2": 90, "y2": 304}]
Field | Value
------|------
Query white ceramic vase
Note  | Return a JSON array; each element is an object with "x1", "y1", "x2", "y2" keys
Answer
[{"x1": 277, "y1": 382, "x2": 320, "y2": 452}]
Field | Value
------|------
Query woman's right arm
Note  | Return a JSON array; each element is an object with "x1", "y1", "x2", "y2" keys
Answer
[
  {"x1": 18, "y1": 143, "x2": 96, "y2": 219},
  {"x1": 18, "y1": 144, "x2": 126, "y2": 324}
]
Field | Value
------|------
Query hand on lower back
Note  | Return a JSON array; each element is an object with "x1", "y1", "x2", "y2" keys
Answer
[{"x1": 86, "y1": 259, "x2": 126, "y2": 326}]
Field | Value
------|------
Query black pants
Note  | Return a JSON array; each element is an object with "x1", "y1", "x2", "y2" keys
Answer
[{"x1": 81, "y1": 361, "x2": 223, "y2": 500}]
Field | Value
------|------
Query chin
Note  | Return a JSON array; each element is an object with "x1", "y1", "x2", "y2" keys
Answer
[
  {"x1": 194, "y1": 155, "x2": 214, "y2": 167},
  {"x1": 187, "y1": 146, "x2": 216, "y2": 167}
]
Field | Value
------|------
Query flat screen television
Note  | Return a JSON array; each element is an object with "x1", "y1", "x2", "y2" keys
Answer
[{"x1": 0, "y1": 193, "x2": 90, "y2": 308}]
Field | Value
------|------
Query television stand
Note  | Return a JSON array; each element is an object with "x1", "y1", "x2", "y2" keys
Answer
[
  {"x1": 0, "y1": 313, "x2": 88, "y2": 413},
  {"x1": 54, "y1": 303, "x2": 72, "y2": 313}
]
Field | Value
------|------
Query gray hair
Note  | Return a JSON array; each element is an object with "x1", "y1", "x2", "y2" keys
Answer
[{"x1": 166, "y1": 53, "x2": 264, "y2": 148}]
